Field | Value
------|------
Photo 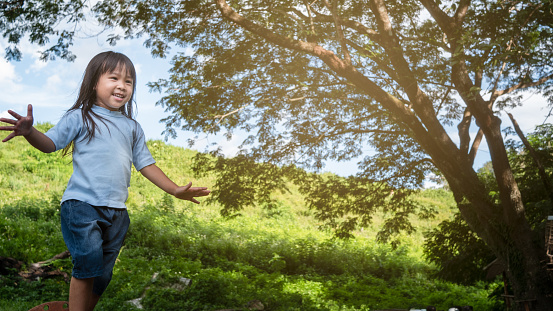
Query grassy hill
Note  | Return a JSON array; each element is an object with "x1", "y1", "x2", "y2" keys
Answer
[{"x1": 0, "y1": 123, "x2": 501, "y2": 310}]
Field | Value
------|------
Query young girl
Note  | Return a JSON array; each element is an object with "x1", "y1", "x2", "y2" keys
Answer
[{"x1": 0, "y1": 51, "x2": 210, "y2": 310}]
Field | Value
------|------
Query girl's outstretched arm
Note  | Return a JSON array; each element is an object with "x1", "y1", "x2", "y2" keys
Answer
[
  {"x1": 140, "y1": 164, "x2": 210, "y2": 204},
  {"x1": 0, "y1": 104, "x2": 55, "y2": 153}
]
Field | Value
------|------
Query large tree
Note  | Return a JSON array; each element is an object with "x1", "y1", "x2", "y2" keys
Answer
[{"x1": 3, "y1": 0, "x2": 553, "y2": 309}]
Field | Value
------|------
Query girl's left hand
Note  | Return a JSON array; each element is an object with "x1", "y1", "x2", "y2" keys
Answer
[{"x1": 174, "y1": 182, "x2": 211, "y2": 204}]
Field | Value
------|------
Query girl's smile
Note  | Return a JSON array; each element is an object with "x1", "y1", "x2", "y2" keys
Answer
[{"x1": 95, "y1": 66, "x2": 133, "y2": 111}]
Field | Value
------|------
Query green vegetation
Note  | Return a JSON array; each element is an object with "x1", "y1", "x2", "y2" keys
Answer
[{"x1": 0, "y1": 124, "x2": 502, "y2": 310}]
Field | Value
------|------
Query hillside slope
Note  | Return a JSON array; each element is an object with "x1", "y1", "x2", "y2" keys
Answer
[{"x1": 0, "y1": 123, "x2": 500, "y2": 311}]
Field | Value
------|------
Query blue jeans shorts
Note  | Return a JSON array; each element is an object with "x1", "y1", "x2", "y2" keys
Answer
[{"x1": 60, "y1": 199, "x2": 130, "y2": 296}]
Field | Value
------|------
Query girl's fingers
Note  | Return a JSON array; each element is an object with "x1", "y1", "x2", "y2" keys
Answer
[
  {"x1": 0, "y1": 118, "x2": 16, "y2": 125},
  {"x1": 26, "y1": 104, "x2": 33, "y2": 117},
  {"x1": 2, "y1": 132, "x2": 15, "y2": 142},
  {"x1": 195, "y1": 189, "x2": 210, "y2": 196},
  {"x1": 7, "y1": 110, "x2": 22, "y2": 120},
  {"x1": 0, "y1": 126, "x2": 16, "y2": 131}
]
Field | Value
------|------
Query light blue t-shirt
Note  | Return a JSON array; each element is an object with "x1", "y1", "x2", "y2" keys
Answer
[{"x1": 45, "y1": 105, "x2": 156, "y2": 209}]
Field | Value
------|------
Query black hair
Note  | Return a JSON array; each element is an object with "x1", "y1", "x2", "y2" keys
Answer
[{"x1": 62, "y1": 51, "x2": 137, "y2": 156}]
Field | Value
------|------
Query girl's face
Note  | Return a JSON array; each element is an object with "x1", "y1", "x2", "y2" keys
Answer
[{"x1": 95, "y1": 65, "x2": 134, "y2": 111}]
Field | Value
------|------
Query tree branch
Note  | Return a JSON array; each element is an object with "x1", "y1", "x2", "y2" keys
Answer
[
  {"x1": 508, "y1": 113, "x2": 553, "y2": 202},
  {"x1": 323, "y1": 0, "x2": 351, "y2": 65},
  {"x1": 545, "y1": 106, "x2": 553, "y2": 124},
  {"x1": 419, "y1": 0, "x2": 456, "y2": 37},
  {"x1": 453, "y1": 0, "x2": 471, "y2": 25},
  {"x1": 474, "y1": 68, "x2": 483, "y2": 89},
  {"x1": 216, "y1": 0, "x2": 322, "y2": 56},
  {"x1": 303, "y1": 0, "x2": 317, "y2": 42},
  {"x1": 16, "y1": 250, "x2": 71, "y2": 282},
  {"x1": 396, "y1": 33, "x2": 451, "y2": 52},
  {"x1": 488, "y1": 39, "x2": 514, "y2": 102},
  {"x1": 458, "y1": 108, "x2": 472, "y2": 154},
  {"x1": 212, "y1": 106, "x2": 248, "y2": 122},
  {"x1": 346, "y1": 39, "x2": 399, "y2": 81},
  {"x1": 326, "y1": 128, "x2": 408, "y2": 139},
  {"x1": 286, "y1": 5, "x2": 383, "y2": 44},
  {"x1": 487, "y1": 2, "x2": 547, "y2": 104},
  {"x1": 491, "y1": 73, "x2": 553, "y2": 101},
  {"x1": 435, "y1": 87, "x2": 452, "y2": 115},
  {"x1": 369, "y1": 0, "x2": 451, "y2": 141},
  {"x1": 468, "y1": 128, "x2": 484, "y2": 166}
]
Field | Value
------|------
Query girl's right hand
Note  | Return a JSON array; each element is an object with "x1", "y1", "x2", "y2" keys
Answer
[
  {"x1": 174, "y1": 182, "x2": 211, "y2": 204},
  {"x1": 0, "y1": 104, "x2": 34, "y2": 142}
]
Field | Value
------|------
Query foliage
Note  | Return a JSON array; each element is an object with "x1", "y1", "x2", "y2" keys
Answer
[
  {"x1": 0, "y1": 131, "x2": 500, "y2": 310},
  {"x1": 0, "y1": 196, "x2": 66, "y2": 262},
  {"x1": 423, "y1": 212, "x2": 496, "y2": 285},
  {"x1": 192, "y1": 151, "x2": 435, "y2": 244},
  {"x1": 0, "y1": 0, "x2": 86, "y2": 61}
]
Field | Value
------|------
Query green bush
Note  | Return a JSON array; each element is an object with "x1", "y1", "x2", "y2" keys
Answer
[{"x1": 0, "y1": 197, "x2": 66, "y2": 262}]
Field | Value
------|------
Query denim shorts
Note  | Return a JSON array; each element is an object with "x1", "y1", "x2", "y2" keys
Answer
[{"x1": 60, "y1": 199, "x2": 130, "y2": 296}]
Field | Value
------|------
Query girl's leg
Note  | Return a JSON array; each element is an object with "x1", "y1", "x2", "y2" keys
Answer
[
  {"x1": 92, "y1": 207, "x2": 130, "y2": 297},
  {"x1": 87, "y1": 293, "x2": 101, "y2": 311},
  {"x1": 69, "y1": 277, "x2": 94, "y2": 311},
  {"x1": 60, "y1": 200, "x2": 106, "y2": 310}
]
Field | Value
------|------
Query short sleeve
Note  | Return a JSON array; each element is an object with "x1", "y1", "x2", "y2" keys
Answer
[
  {"x1": 44, "y1": 111, "x2": 82, "y2": 151},
  {"x1": 132, "y1": 123, "x2": 156, "y2": 171}
]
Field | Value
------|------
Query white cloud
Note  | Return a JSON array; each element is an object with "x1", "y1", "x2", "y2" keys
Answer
[
  {"x1": 0, "y1": 110, "x2": 12, "y2": 119},
  {"x1": 0, "y1": 59, "x2": 24, "y2": 102},
  {"x1": 0, "y1": 59, "x2": 18, "y2": 83},
  {"x1": 46, "y1": 74, "x2": 63, "y2": 90},
  {"x1": 29, "y1": 58, "x2": 48, "y2": 72}
]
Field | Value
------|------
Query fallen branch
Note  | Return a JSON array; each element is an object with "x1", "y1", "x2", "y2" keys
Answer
[{"x1": 0, "y1": 250, "x2": 71, "y2": 283}]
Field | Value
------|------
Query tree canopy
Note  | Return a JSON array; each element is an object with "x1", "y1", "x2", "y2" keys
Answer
[{"x1": 2, "y1": 0, "x2": 553, "y2": 309}]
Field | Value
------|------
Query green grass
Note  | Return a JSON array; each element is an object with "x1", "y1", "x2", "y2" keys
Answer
[{"x1": 0, "y1": 123, "x2": 502, "y2": 310}]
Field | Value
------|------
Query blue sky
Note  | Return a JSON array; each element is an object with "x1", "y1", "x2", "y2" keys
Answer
[{"x1": 0, "y1": 32, "x2": 550, "y2": 178}]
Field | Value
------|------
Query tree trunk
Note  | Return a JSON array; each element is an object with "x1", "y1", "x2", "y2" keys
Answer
[{"x1": 441, "y1": 151, "x2": 553, "y2": 310}]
